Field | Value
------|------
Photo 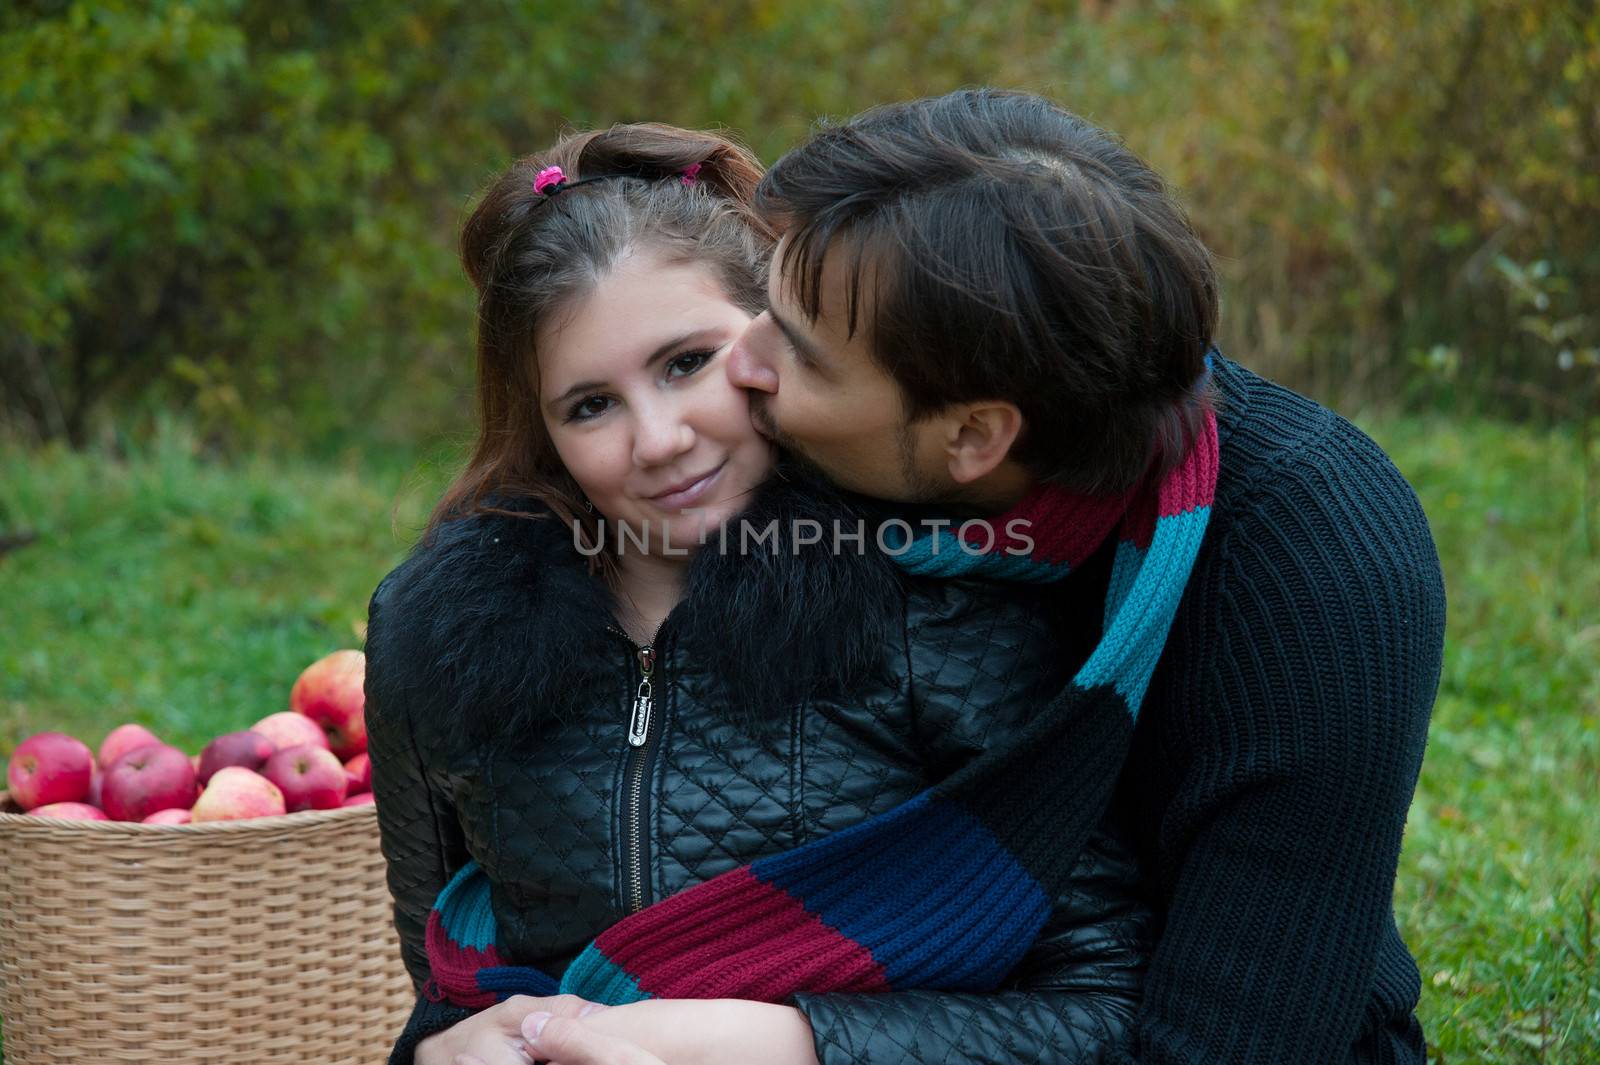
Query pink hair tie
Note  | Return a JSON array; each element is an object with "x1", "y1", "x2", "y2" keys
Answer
[
  {"x1": 680, "y1": 162, "x2": 703, "y2": 187},
  {"x1": 533, "y1": 166, "x2": 566, "y2": 195}
]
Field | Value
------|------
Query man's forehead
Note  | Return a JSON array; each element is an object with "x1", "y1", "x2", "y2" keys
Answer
[
  {"x1": 771, "y1": 231, "x2": 866, "y2": 340},
  {"x1": 769, "y1": 232, "x2": 804, "y2": 310}
]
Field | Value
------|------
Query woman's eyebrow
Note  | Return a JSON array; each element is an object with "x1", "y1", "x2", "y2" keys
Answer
[{"x1": 545, "y1": 329, "x2": 716, "y2": 410}]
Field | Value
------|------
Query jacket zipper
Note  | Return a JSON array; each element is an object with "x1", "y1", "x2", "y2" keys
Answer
[
  {"x1": 627, "y1": 643, "x2": 655, "y2": 748},
  {"x1": 610, "y1": 625, "x2": 660, "y2": 914}
]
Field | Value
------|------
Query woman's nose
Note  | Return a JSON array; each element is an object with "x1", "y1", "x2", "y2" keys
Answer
[{"x1": 632, "y1": 411, "x2": 694, "y2": 467}]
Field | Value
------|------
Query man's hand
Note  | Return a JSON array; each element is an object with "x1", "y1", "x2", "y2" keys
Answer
[{"x1": 412, "y1": 993, "x2": 608, "y2": 1065}]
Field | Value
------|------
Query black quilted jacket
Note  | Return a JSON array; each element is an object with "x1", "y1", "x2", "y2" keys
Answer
[{"x1": 365, "y1": 475, "x2": 1152, "y2": 1065}]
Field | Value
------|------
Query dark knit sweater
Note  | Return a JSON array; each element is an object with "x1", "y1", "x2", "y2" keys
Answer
[{"x1": 1104, "y1": 352, "x2": 1443, "y2": 1062}]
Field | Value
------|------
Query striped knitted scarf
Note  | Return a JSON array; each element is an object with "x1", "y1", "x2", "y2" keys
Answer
[{"x1": 420, "y1": 370, "x2": 1219, "y2": 1011}]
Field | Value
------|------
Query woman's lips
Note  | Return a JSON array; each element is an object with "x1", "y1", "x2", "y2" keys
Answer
[{"x1": 648, "y1": 463, "x2": 726, "y2": 510}]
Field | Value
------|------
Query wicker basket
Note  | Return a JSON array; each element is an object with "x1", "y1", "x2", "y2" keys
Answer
[{"x1": 0, "y1": 791, "x2": 415, "y2": 1064}]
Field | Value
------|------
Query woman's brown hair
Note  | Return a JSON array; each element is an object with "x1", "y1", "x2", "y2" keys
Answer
[{"x1": 424, "y1": 123, "x2": 775, "y2": 563}]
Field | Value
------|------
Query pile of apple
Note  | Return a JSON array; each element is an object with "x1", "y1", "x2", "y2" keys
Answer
[{"x1": 4, "y1": 650, "x2": 372, "y2": 824}]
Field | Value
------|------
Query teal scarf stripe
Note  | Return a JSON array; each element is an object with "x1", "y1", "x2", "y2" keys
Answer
[
  {"x1": 560, "y1": 945, "x2": 651, "y2": 1003},
  {"x1": 1076, "y1": 505, "x2": 1212, "y2": 712},
  {"x1": 435, "y1": 860, "x2": 499, "y2": 951},
  {"x1": 882, "y1": 526, "x2": 1074, "y2": 581}
]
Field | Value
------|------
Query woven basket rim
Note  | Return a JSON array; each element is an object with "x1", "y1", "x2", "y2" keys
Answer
[{"x1": 0, "y1": 788, "x2": 375, "y2": 832}]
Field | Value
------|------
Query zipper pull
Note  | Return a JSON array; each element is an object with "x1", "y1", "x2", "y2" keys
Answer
[{"x1": 627, "y1": 645, "x2": 654, "y2": 747}]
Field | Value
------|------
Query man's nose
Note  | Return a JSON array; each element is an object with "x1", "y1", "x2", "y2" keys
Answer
[{"x1": 726, "y1": 323, "x2": 780, "y2": 395}]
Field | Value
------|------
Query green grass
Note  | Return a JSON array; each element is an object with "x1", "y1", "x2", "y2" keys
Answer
[
  {"x1": 0, "y1": 419, "x2": 460, "y2": 754},
  {"x1": 1, "y1": 413, "x2": 1597, "y2": 1062},
  {"x1": 1362, "y1": 417, "x2": 1600, "y2": 1062}
]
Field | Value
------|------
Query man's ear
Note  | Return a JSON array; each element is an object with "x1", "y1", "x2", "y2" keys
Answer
[{"x1": 944, "y1": 401, "x2": 1025, "y2": 485}]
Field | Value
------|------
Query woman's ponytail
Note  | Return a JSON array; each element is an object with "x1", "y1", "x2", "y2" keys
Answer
[{"x1": 573, "y1": 124, "x2": 767, "y2": 224}]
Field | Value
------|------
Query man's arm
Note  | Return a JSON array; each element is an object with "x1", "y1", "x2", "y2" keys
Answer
[
  {"x1": 1107, "y1": 438, "x2": 1446, "y2": 1063},
  {"x1": 781, "y1": 584, "x2": 1153, "y2": 1065},
  {"x1": 660, "y1": 429, "x2": 1441, "y2": 1065},
  {"x1": 789, "y1": 900, "x2": 1146, "y2": 1065},
  {"x1": 785, "y1": 831, "x2": 1148, "y2": 1064},
  {"x1": 568, "y1": 871, "x2": 1147, "y2": 1065}
]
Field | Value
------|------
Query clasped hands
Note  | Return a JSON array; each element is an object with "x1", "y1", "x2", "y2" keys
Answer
[{"x1": 415, "y1": 993, "x2": 820, "y2": 1065}]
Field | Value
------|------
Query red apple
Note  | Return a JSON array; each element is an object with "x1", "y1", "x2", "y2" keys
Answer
[
  {"x1": 251, "y1": 711, "x2": 329, "y2": 753},
  {"x1": 101, "y1": 744, "x2": 198, "y2": 822},
  {"x1": 30, "y1": 801, "x2": 109, "y2": 820},
  {"x1": 191, "y1": 767, "x2": 286, "y2": 822},
  {"x1": 290, "y1": 650, "x2": 368, "y2": 759},
  {"x1": 340, "y1": 791, "x2": 375, "y2": 807},
  {"x1": 143, "y1": 807, "x2": 192, "y2": 825},
  {"x1": 261, "y1": 744, "x2": 348, "y2": 812},
  {"x1": 342, "y1": 752, "x2": 371, "y2": 795},
  {"x1": 197, "y1": 729, "x2": 277, "y2": 785},
  {"x1": 98, "y1": 723, "x2": 162, "y2": 771},
  {"x1": 7, "y1": 732, "x2": 94, "y2": 810}
]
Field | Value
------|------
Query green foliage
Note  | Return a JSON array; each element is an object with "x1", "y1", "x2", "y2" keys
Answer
[
  {"x1": 1489, "y1": 254, "x2": 1600, "y2": 556},
  {"x1": 2, "y1": 1, "x2": 1597, "y2": 457},
  {"x1": 1042, "y1": 0, "x2": 1600, "y2": 417},
  {"x1": 0, "y1": 1, "x2": 595, "y2": 455}
]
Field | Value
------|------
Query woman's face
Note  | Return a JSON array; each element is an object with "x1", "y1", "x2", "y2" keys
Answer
[{"x1": 537, "y1": 246, "x2": 774, "y2": 553}]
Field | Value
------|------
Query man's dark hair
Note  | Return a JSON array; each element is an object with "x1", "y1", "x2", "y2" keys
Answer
[{"x1": 756, "y1": 88, "x2": 1219, "y2": 495}]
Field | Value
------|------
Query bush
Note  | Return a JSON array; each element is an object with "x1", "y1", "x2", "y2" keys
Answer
[{"x1": 1, "y1": 0, "x2": 1596, "y2": 456}]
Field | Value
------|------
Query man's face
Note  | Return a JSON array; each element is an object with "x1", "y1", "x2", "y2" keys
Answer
[{"x1": 725, "y1": 237, "x2": 951, "y2": 502}]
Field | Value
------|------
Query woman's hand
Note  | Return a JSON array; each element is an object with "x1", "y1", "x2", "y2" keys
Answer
[
  {"x1": 515, "y1": 1010, "x2": 669, "y2": 1065},
  {"x1": 514, "y1": 999, "x2": 820, "y2": 1065},
  {"x1": 413, "y1": 994, "x2": 609, "y2": 1065}
]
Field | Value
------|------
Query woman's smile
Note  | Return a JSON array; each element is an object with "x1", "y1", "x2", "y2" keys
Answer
[{"x1": 645, "y1": 462, "x2": 726, "y2": 511}]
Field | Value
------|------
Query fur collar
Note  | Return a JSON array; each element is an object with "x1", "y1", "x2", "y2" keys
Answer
[{"x1": 365, "y1": 464, "x2": 903, "y2": 748}]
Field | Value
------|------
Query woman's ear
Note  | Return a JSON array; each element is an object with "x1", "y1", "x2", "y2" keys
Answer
[{"x1": 944, "y1": 401, "x2": 1025, "y2": 485}]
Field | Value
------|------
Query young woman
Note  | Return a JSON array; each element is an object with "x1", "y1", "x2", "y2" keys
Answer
[{"x1": 365, "y1": 124, "x2": 1151, "y2": 1065}]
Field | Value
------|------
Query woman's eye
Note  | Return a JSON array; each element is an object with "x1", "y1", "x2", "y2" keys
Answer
[
  {"x1": 666, "y1": 349, "x2": 716, "y2": 379},
  {"x1": 567, "y1": 395, "x2": 613, "y2": 422}
]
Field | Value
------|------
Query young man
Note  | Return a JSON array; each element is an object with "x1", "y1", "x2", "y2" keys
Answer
[{"x1": 726, "y1": 89, "x2": 1447, "y2": 1065}]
